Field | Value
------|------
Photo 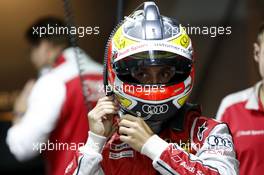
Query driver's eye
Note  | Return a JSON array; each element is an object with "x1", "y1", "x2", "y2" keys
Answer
[{"x1": 131, "y1": 68, "x2": 149, "y2": 83}]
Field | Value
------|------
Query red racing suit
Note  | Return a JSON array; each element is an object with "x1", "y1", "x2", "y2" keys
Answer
[{"x1": 65, "y1": 104, "x2": 238, "y2": 175}]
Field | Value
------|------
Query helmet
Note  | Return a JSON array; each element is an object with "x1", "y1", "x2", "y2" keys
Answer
[{"x1": 104, "y1": 1, "x2": 194, "y2": 133}]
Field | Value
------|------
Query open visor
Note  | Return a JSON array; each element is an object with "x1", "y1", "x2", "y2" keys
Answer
[{"x1": 113, "y1": 51, "x2": 192, "y2": 85}]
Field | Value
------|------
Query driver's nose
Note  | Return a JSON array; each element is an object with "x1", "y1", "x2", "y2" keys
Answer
[{"x1": 147, "y1": 72, "x2": 160, "y2": 84}]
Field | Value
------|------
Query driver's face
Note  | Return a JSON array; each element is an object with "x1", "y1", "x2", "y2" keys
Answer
[{"x1": 131, "y1": 65, "x2": 175, "y2": 84}]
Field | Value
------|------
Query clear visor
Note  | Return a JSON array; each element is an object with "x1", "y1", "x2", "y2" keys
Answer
[{"x1": 113, "y1": 51, "x2": 192, "y2": 85}]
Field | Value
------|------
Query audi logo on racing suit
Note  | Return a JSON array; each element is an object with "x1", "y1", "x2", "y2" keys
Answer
[
  {"x1": 142, "y1": 104, "x2": 169, "y2": 115},
  {"x1": 207, "y1": 135, "x2": 233, "y2": 149}
]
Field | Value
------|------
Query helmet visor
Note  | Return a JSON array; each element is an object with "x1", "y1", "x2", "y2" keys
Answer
[{"x1": 113, "y1": 51, "x2": 192, "y2": 85}]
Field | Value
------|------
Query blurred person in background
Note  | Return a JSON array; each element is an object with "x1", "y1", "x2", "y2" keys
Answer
[
  {"x1": 6, "y1": 17, "x2": 103, "y2": 175},
  {"x1": 216, "y1": 23, "x2": 264, "y2": 175},
  {"x1": 13, "y1": 21, "x2": 53, "y2": 123}
]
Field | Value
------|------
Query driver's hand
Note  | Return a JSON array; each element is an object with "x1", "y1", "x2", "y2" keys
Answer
[
  {"x1": 119, "y1": 114, "x2": 154, "y2": 152},
  {"x1": 88, "y1": 96, "x2": 119, "y2": 138}
]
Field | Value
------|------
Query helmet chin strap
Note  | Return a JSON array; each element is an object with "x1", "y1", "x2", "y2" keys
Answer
[
  {"x1": 141, "y1": 114, "x2": 153, "y2": 121},
  {"x1": 118, "y1": 106, "x2": 153, "y2": 120},
  {"x1": 118, "y1": 105, "x2": 173, "y2": 134},
  {"x1": 118, "y1": 106, "x2": 138, "y2": 118}
]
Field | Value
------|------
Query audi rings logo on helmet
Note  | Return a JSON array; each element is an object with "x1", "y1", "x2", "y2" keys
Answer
[{"x1": 142, "y1": 104, "x2": 169, "y2": 115}]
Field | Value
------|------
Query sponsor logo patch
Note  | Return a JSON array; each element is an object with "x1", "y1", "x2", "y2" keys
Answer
[
  {"x1": 110, "y1": 142, "x2": 130, "y2": 151},
  {"x1": 109, "y1": 150, "x2": 134, "y2": 159},
  {"x1": 197, "y1": 122, "x2": 208, "y2": 141},
  {"x1": 207, "y1": 135, "x2": 233, "y2": 149}
]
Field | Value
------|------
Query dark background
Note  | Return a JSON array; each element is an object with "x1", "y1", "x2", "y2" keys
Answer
[{"x1": 0, "y1": 0, "x2": 263, "y2": 174}]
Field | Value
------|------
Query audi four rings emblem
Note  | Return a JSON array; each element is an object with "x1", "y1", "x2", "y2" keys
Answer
[
  {"x1": 207, "y1": 135, "x2": 232, "y2": 148},
  {"x1": 142, "y1": 104, "x2": 169, "y2": 114}
]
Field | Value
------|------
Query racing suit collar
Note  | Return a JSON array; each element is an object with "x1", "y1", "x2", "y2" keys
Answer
[
  {"x1": 245, "y1": 81, "x2": 262, "y2": 111},
  {"x1": 165, "y1": 103, "x2": 201, "y2": 132}
]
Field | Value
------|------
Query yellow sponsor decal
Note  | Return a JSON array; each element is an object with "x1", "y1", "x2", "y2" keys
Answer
[
  {"x1": 115, "y1": 94, "x2": 132, "y2": 108},
  {"x1": 170, "y1": 26, "x2": 190, "y2": 48},
  {"x1": 113, "y1": 27, "x2": 137, "y2": 50},
  {"x1": 177, "y1": 94, "x2": 189, "y2": 106}
]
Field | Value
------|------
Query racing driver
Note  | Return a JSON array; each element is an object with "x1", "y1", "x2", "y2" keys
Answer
[{"x1": 65, "y1": 2, "x2": 238, "y2": 175}]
